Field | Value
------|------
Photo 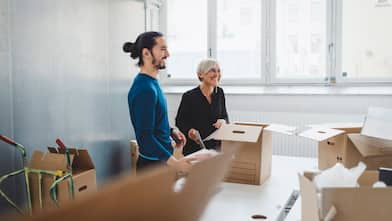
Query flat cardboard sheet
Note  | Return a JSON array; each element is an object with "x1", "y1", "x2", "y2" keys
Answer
[
  {"x1": 264, "y1": 124, "x2": 297, "y2": 135},
  {"x1": 298, "y1": 127, "x2": 345, "y2": 142},
  {"x1": 204, "y1": 123, "x2": 262, "y2": 143},
  {"x1": 361, "y1": 107, "x2": 392, "y2": 141}
]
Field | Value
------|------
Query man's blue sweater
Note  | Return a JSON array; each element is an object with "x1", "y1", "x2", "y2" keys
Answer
[{"x1": 128, "y1": 73, "x2": 172, "y2": 161}]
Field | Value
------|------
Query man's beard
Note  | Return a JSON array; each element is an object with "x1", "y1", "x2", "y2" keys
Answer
[{"x1": 152, "y1": 57, "x2": 166, "y2": 70}]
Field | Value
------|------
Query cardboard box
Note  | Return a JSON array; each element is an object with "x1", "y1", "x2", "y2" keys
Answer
[
  {"x1": 344, "y1": 133, "x2": 392, "y2": 169},
  {"x1": 299, "y1": 171, "x2": 392, "y2": 221},
  {"x1": 207, "y1": 122, "x2": 272, "y2": 185},
  {"x1": 298, "y1": 123, "x2": 362, "y2": 170},
  {"x1": 9, "y1": 147, "x2": 236, "y2": 221},
  {"x1": 29, "y1": 147, "x2": 97, "y2": 212}
]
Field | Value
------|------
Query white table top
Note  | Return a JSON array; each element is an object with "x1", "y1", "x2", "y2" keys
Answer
[{"x1": 200, "y1": 155, "x2": 318, "y2": 221}]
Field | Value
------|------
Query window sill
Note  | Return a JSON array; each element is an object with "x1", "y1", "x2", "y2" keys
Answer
[{"x1": 162, "y1": 85, "x2": 392, "y2": 96}]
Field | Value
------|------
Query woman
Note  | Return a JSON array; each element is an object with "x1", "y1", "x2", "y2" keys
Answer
[{"x1": 175, "y1": 58, "x2": 229, "y2": 155}]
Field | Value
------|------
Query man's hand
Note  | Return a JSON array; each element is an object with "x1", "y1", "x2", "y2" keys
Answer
[
  {"x1": 212, "y1": 119, "x2": 226, "y2": 129},
  {"x1": 166, "y1": 156, "x2": 196, "y2": 173},
  {"x1": 171, "y1": 128, "x2": 186, "y2": 148}
]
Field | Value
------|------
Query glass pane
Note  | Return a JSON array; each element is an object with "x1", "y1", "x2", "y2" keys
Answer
[
  {"x1": 275, "y1": 0, "x2": 327, "y2": 79},
  {"x1": 166, "y1": 0, "x2": 207, "y2": 79},
  {"x1": 341, "y1": 0, "x2": 392, "y2": 79},
  {"x1": 217, "y1": 0, "x2": 262, "y2": 79}
]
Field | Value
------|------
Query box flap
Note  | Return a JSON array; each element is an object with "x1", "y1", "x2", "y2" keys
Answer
[
  {"x1": 47, "y1": 147, "x2": 58, "y2": 153},
  {"x1": 298, "y1": 173, "x2": 320, "y2": 221},
  {"x1": 205, "y1": 123, "x2": 262, "y2": 143},
  {"x1": 298, "y1": 128, "x2": 345, "y2": 142},
  {"x1": 357, "y1": 170, "x2": 379, "y2": 186},
  {"x1": 233, "y1": 122, "x2": 269, "y2": 127},
  {"x1": 264, "y1": 124, "x2": 297, "y2": 135},
  {"x1": 73, "y1": 149, "x2": 95, "y2": 170},
  {"x1": 361, "y1": 107, "x2": 392, "y2": 141},
  {"x1": 30, "y1": 150, "x2": 74, "y2": 171},
  {"x1": 347, "y1": 134, "x2": 392, "y2": 157},
  {"x1": 48, "y1": 147, "x2": 95, "y2": 170},
  {"x1": 308, "y1": 122, "x2": 363, "y2": 130}
]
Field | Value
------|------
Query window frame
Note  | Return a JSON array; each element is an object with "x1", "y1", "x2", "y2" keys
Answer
[{"x1": 158, "y1": 0, "x2": 392, "y2": 86}]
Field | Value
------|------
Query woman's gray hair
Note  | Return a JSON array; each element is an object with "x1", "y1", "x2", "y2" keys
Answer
[{"x1": 196, "y1": 58, "x2": 219, "y2": 81}]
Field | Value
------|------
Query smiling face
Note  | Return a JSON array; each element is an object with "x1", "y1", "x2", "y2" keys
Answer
[
  {"x1": 199, "y1": 64, "x2": 221, "y2": 87},
  {"x1": 151, "y1": 37, "x2": 169, "y2": 70},
  {"x1": 197, "y1": 59, "x2": 221, "y2": 87}
]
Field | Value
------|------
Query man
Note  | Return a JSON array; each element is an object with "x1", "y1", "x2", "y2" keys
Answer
[{"x1": 124, "y1": 31, "x2": 195, "y2": 172}]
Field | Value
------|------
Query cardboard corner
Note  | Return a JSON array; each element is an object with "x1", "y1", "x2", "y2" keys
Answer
[{"x1": 298, "y1": 173, "x2": 320, "y2": 221}]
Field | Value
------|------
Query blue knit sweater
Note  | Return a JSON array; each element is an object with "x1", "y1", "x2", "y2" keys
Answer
[{"x1": 128, "y1": 73, "x2": 172, "y2": 161}]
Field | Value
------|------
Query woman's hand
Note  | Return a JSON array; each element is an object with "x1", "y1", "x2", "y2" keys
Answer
[
  {"x1": 188, "y1": 128, "x2": 200, "y2": 142},
  {"x1": 212, "y1": 119, "x2": 226, "y2": 129}
]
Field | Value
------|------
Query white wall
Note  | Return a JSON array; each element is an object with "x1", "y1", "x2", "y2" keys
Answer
[{"x1": 166, "y1": 92, "x2": 392, "y2": 157}]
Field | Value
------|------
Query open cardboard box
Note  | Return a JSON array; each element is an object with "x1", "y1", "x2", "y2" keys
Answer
[
  {"x1": 9, "y1": 146, "x2": 236, "y2": 221},
  {"x1": 207, "y1": 122, "x2": 295, "y2": 185},
  {"x1": 206, "y1": 122, "x2": 271, "y2": 185},
  {"x1": 299, "y1": 170, "x2": 392, "y2": 221},
  {"x1": 299, "y1": 107, "x2": 392, "y2": 170},
  {"x1": 298, "y1": 123, "x2": 362, "y2": 170},
  {"x1": 29, "y1": 147, "x2": 96, "y2": 212}
]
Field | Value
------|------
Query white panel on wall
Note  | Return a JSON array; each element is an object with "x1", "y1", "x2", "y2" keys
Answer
[{"x1": 166, "y1": 92, "x2": 392, "y2": 157}]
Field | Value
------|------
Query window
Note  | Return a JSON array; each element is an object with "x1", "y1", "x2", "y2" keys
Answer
[
  {"x1": 161, "y1": 0, "x2": 392, "y2": 85},
  {"x1": 216, "y1": 0, "x2": 262, "y2": 79},
  {"x1": 339, "y1": 0, "x2": 392, "y2": 82},
  {"x1": 164, "y1": 0, "x2": 207, "y2": 80},
  {"x1": 274, "y1": 0, "x2": 327, "y2": 81}
]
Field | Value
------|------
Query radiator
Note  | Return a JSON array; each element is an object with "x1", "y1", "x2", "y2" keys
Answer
[{"x1": 169, "y1": 110, "x2": 364, "y2": 158}]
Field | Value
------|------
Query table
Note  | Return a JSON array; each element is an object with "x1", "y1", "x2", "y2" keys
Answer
[{"x1": 200, "y1": 155, "x2": 318, "y2": 221}]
